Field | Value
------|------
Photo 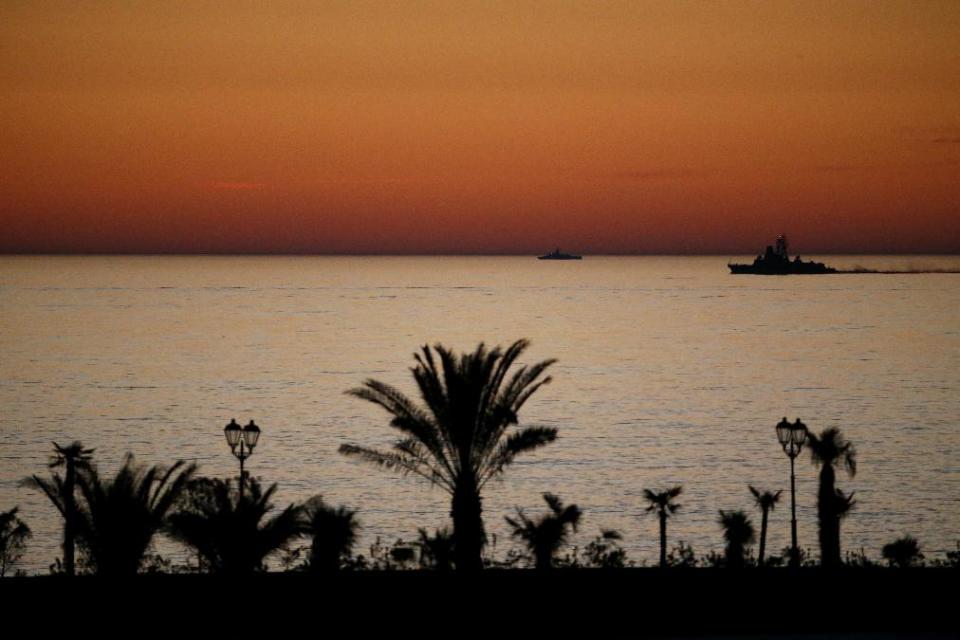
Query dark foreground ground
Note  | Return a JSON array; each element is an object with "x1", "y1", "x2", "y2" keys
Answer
[{"x1": 3, "y1": 568, "x2": 956, "y2": 637}]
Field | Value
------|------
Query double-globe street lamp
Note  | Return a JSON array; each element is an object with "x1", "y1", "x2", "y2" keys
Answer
[
  {"x1": 776, "y1": 417, "x2": 808, "y2": 568},
  {"x1": 224, "y1": 418, "x2": 261, "y2": 501}
]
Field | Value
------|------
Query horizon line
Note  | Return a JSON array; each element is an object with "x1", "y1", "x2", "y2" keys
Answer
[{"x1": 2, "y1": 251, "x2": 959, "y2": 258}]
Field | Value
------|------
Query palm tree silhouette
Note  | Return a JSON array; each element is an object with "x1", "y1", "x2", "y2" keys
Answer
[
  {"x1": 301, "y1": 496, "x2": 359, "y2": 572},
  {"x1": 882, "y1": 535, "x2": 923, "y2": 568},
  {"x1": 68, "y1": 454, "x2": 195, "y2": 576},
  {"x1": 0, "y1": 507, "x2": 32, "y2": 577},
  {"x1": 22, "y1": 441, "x2": 94, "y2": 576},
  {"x1": 806, "y1": 427, "x2": 856, "y2": 568},
  {"x1": 644, "y1": 486, "x2": 682, "y2": 568},
  {"x1": 748, "y1": 485, "x2": 782, "y2": 566},
  {"x1": 168, "y1": 476, "x2": 303, "y2": 574},
  {"x1": 339, "y1": 339, "x2": 557, "y2": 571},
  {"x1": 505, "y1": 493, "x2": 582, "y2": 570},
  {"x1": 718, "y1": 509, "x2": 755, "y2": 569}
]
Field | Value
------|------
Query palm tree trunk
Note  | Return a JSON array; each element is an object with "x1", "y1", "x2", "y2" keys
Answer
[
  {"x1": 451, "y1": 481, "x2": 484, "y2": 572},
  {"x1": 63, "y1": 463, "x2": 76, "y2": 576},
  {"x1": 659, "y1": 511, "x2": 667, "y2": 568},
  {"x1": 758, "y1": 508, "x2": 768, "y2": 566},
  {"x1": 535, "y1": 547, "x2": 552, "y2": 570},
  {"x1": 727, "y1": 542, "x2": 744, "y2": 569},
  {"x1": 818, "y1": 465, "x2": 839, "y2": 568}
]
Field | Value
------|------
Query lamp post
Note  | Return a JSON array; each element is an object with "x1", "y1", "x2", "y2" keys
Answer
[
  {"x1": 776, "y1": 417, "x2": 807, "y2": 568},
  {"x1": 224, "y1": 418, "x2": 261, "y2": 501}
]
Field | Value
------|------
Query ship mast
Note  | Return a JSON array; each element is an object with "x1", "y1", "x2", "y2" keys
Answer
[{"x1": 775, "y1": 235, "x2": 789, "y2": 260}]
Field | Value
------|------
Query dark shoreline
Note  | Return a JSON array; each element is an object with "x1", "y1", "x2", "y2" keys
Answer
[{"x1": 3, "y1": 568, "x2": 955, "y2": 636}]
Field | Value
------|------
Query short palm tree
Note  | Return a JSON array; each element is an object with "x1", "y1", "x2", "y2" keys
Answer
[
  {"x1": 70, "y1": 454, "x2": 195, "y2": 576},
  {"x1": 644, "y1": 486, "x2": 683, "y2": 568},
  {"x1": 0, "y1": 507, "x2": 32, "y2": 577},
  {"x1": 168, "y1": 477, "x2": 303, "y2": 574},
  {"x1": 22, "y1": 441, "x2": 94, "y2": 575},
  {"x1": 505, "y1": 493, "x2": 582, "y2": 570},
  {"x1": 748, "y1": 485, "x2": 782, "y2": 566},
  {"x1": 718, "y1": 509, "x2": 755, "y2": 569},
  {"x1": 340, "y1": 339, "x2": 558, "y2": 571},
  {"x1": 807, "y1": 428, "x2": 856, "y2": 568},
  {"x1": 882, "y1": 535, "x2": 924, "y2": 568},
  {"x1": 301, "y1": 496, "x2": 359, "y2": 572}
]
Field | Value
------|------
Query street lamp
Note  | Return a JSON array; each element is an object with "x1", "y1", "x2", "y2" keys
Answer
[
  {"x1": 224, "y1": 418, "x2": 261, "y2": 500},
  {"x1": 776, "y1": 417, "x2": 807, "y2": 568}
]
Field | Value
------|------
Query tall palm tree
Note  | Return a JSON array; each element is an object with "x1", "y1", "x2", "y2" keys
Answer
[
  {"x1": 748, "y1": 485, "x2": 782, "y2": 566},
  {"x1": 644, "y1": 486, "x2": 683, "y2": 568},
  {"x1": 70, "y1": 454, "x2": 195, "y2": 576},
  {"x1": 22, "y1": 441, "x2": 94, "y2": 575},
  {"x1": 807, "y1": 428, "x2": 856, "y2": 568},
  {"x1": 168, "y1": 477, "x2": 303, "y2": 574},
  {"x1": 339, "y1": 339, "x2": 558, "y2": 571},
  {"x1": 505, "y1": 493, "x2": 582, "y2": 570},
  {"x1": 0, "y1": 507, "x2": 32, "y2": 577},
  {"x1": 718, "y1": 509, "x2": 755, "y2": 569},
  {"x1": 301, "y1": 496, "x2": 359, "y2": 572}
]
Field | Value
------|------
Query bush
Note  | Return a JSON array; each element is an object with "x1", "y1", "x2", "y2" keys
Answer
[
  {"x1": 882, "y1": 535, "x2": 924, "y2": 568},
  {"x1": 582, "y1": 530, "x2": 630, "y2": 569},
  {"x1": 666, "y1": 541, "x2": 697, "y2": 568}
]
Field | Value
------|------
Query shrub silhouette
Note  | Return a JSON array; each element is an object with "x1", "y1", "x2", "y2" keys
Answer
[
  {"x1": 301, "y1": 496, "x2": 359, "y2": 573},
  {"x1": 0, "y1": 507, "x2": 32, "y2": 577},
  {"x1": 505, "y1": 493, "x2": 582, "y2": 569},
  {"x1": 666, "y1": 540, "x2": 698, "y2": 568},
  {"x1": 168, "y1": 477, "x2": 302, "y2": 574},
  {"x1": 417, "y1": 527, "x2": 455, "y2": 571},
  {"x1": 718, "y1": 509, "x2": 755, "y2": 569},
  {"x1": 71, "y1": 454, "x2": 196, "y2": 576},
  {"x1": 340, "y1": 339, "x2": 557, "y2": 571},
  {"x1": 882, "y1": 535, "x2": 924, "y2": 568},
  {"x1": 582, "y1": 529, "x2": 628, "y2": 568}
]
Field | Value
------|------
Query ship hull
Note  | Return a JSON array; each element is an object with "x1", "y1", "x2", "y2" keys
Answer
[
  {"x1": 538, "y1": 255, "x2": 582, "y2": 260},
  {"x1": 728, "y1": 263, "x2": 837, "y2": 275}
]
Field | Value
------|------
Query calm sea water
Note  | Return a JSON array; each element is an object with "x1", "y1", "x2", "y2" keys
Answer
[{"x1": 1, "y1": 255, "x2": 959, "y2": 572}]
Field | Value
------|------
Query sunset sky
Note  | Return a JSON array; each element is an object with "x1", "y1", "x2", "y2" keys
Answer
[{"x1": 1, "y1": 1, "x2": 958, "y2": 254}]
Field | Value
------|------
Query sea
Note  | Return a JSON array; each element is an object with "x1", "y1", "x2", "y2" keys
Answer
[{"x1": 1, "y1": 255, "x2": 958, "y2": 573}]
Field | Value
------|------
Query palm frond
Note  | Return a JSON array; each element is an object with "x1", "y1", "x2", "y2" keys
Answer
[
  {"x1": 338, "y1": 444, "x2": 453, "y2": 492},
  {"x1": 644, "y1": 486, "x2": 683, "y2": 517},
  {"x1": 22, "y1": 474, "x2": 67, "y2": 516},
  {"x1": 479, "y1": 426, "x2": 557, "y2": 487},
  {"x1": 808, "y1": 427, "x2": 857, "y2": 479}
]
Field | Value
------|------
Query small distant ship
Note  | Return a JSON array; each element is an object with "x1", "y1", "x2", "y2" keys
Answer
[
  {"x1": 538, "y1": 248, "x2": 582, "y2": 260},
  {"x1": 728, "y1": 235, "x2": 836, "y2": 275}
]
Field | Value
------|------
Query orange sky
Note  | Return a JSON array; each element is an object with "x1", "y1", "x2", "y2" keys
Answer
[{"x1": 1, "y1": 1, "x2": 958, "y2": 254}]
